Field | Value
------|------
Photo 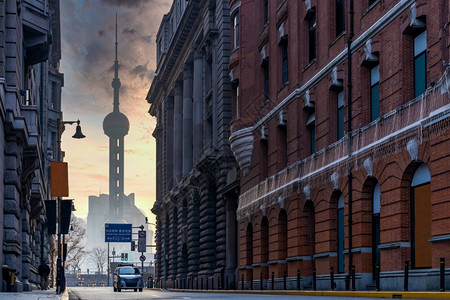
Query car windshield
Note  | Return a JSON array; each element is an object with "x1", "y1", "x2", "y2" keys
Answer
[{"x1": 119, "y1": 267, "x2": 140, "y2": 275}]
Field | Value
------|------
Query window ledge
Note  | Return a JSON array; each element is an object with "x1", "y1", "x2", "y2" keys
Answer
[
  {"x1": 303, "y1": 58, "x2": 317, "y2": 72},
  {"x1": 277, "y1": 82, "x2": 289, "y2": 94},
  {"x1": 329, "y1": 31, "x2": 346, "y2": 48},
  {"x1": 361, "y1": 0, "x2": 380, "y2": 18}
]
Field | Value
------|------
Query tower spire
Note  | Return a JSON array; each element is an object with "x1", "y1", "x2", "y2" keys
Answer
[{"x1": 112, "y1": 12, "x2": 121, "y2": 112}]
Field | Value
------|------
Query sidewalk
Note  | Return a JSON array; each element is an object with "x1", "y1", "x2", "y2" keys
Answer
[
  {"x1": 0, "y1": 288, "x2": 68, "y2": 300},
  {"x1": 170, "y1": 288, "x2": 450, "y2": 299}
]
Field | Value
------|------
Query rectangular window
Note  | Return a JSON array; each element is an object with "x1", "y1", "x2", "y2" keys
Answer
[
  {"x1": 307, "y1": 114, "x2": 315, "y2": 155},
  {"x1": 414, "y1": 30, "x2": 427, "y2": 97},
  {"x1": 263, "y1": 63, "x2": 269, "y2": 101},
  {"x1": 337, "y1": 91, "x2": 344, "y2": 139},
  {"x1": 263, "y1": 0, "x2": 269, "y2": 25},
  {"x1": 310, "y1": 125, "x2": 315, "y2": 154},
  {"x1": 282, "y1": 42, "x2": 288, "y2": 84},
  {"x1": 309, "y1": 13, "x2": 316, "y2": 62},
  {"x1": 234, "y1": 84, "x2": 240, "y2": 119},
  {"x1": 232, "y1": 10, "x2": 240, "y2": 49},
  {"x1": 370, "y1": 64, "x2": 380, "y2": 121},
  {"x1": 336, "y1": 0, "x2": 345, "y2": 36}
]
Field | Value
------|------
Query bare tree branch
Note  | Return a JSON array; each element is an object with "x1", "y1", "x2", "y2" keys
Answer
[
  {"x1": 65, "y1": 215, "x2": 88, "y2": 272},
  {"x1": 89, "y1": 247, "x2": 108, "y2": 274}
]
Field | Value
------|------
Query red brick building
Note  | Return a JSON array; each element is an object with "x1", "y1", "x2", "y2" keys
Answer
[{"x1": 229, "y1": 0, "x2": 450, "y2": 291}]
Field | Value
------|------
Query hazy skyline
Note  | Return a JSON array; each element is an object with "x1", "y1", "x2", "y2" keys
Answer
[{"x1": 59, "y1": 0, "x2": 171, "y2": 223}]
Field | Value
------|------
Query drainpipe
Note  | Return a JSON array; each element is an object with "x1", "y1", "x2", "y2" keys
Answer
[{"x1": 347, "y1": 0, "x2": 354, "y2": 289}]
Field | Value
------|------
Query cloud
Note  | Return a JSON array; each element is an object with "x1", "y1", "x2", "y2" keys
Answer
[
  {"x1": 101, "y1": 0, "x2": 152, "y2": 8},
  {"x1": 60, "y1": 0, "x2": 170, "y2": 218},
  {"x1": 141, "y1": 35, "x2": 152, "y2": 43},
  {"x1": 123, "y1": 28, "x2": 137, "y2": 35}
]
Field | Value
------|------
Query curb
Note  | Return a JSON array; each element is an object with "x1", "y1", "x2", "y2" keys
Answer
[{"x1": 169, "y1": 289, "x2": 450, "y2": 299}]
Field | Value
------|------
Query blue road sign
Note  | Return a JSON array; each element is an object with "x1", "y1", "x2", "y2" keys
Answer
[{"x1": 105, "y1": 223, "x2": 132, "y2": 242}]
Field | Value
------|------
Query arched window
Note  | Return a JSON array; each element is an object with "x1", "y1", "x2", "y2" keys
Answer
[
  {"x1": 337, "y1": 194, "x2": 345, "y2": 273},
  {"x1": 246, "y1": 223, "x2": 253, "y2": 266},
  {"x1": 261, "y1": 217, "x2": 269, "y2": 263},
  {"x1": 304, "y1": 200, "x2": 315, "y2": 256},
  {"x1": 411, "y1": 163, "x2": 431, "y2": 268},
  {"x1": 278, "y1": 210, "x2": 288, "y2": 259},
  {"x1": 372, "y1": 183, "x2": 381, "y2": 277}
]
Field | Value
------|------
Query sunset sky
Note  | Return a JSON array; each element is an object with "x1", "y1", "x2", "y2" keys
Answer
[{"x1": 59, "y1": 0, "x2": 171, "y2": 223}]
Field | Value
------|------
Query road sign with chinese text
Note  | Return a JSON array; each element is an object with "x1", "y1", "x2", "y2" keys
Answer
[{"x1": 105, "y1": 223, "x2": 132, "y2": 242}]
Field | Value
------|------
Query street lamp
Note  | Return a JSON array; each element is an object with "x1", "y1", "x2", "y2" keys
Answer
[{"x1": 56, "y1": 119, "x2": 85, "y2": 294}]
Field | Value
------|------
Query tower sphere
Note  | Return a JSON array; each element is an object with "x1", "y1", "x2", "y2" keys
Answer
[{"x1": 103, "y1": 111, "x2": 130, "y2": 137}]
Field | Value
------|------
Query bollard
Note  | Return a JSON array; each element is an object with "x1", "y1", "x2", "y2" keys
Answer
[
  {"x1": 226, "y1": 275, "x2": 229, "y2": 290},
  {"x1": 201, "y1": 277, "x2": 203, "y2": 290},
  {"x1": 313, "y1": 268, "x2": 317, "y2": 291},
  {"x1": 283, "y1": 271, "x2": 287, "y2": 290},
  {"x1": 375, "y1": 263, "x2": 380, "y2": 291},
  {"x1": 330, "y1": 266, "x2": 335, "y2": 290},
  {"x1": 297, "y1": 269, "x2": 301, "y2": 290},
  {"x1": 251, "y1": 273, "x2": 253, "y2": 290},
  {"x1": 351, "y1": 265, "x2": 355, "y2": 291},
  {"x1": 403, "y1": 260, "x2": 409, "y2": 291},
  {"x1": 241, "y1": 274, "x2": 244, "y2": 290},
  {"x1": 272, "y1": 272, "x2": 275, "y2": 290},
  {"x1": 440, "y1": 257, "x2": 445, "y2": 292},
  {"x1": 212, "y1": 277, "x2": 214, "y2": 290}
]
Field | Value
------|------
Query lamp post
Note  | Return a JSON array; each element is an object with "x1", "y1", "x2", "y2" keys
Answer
[{"x1": 56, "y1": 119, "x2": 85, "y2": 294}]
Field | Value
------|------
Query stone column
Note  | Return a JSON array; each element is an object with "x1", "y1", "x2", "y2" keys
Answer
[
  {"x1": 225, "y1": 196, "x2": 238, "y2": 288},
  {"x1": 173, "y1": 82, "x2": 183, "y2": 184},
  {"x1": 193, "y1": 51, "x2": 204, "y2": 163},
  {"x1": 4, "y1": 137, "x2": 23, "y2": 292},
  {"x1": 165, "y1": 96, "x2": 174, "y2": 190},
  {"x1": 21, "y1": 203, "x2": 32, "y2": 291},
  {"x1": 182, "y1": 63, "x2": 193, "y2": 176}
]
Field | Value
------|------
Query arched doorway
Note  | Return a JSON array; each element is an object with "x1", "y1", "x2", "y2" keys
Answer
[
  {"x1": 337, "y1": 194, "x2": 345, "y2": 273},
  {"x1": 261, "y1": 217, "x2": 269, "y2": 263},
  {"x1": 372, "y1": 183, "x2": 380, "y2": 277},
  {"x1": 246, "y1": 223, "x2": 253, "y2": 266},
  {"x1": 411, "y1": 163, "x2": 431, "y2": 268},
  {"x1": 278, "y1": 210, "x2": 288, "y2": 260}
]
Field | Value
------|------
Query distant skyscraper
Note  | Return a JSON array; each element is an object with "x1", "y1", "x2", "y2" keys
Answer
[{"x1": 103, "y1": 16, "x2": 130, "y2": 222}]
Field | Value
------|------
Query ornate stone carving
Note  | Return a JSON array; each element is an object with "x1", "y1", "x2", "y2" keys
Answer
[
  {"x1": 303, "y1": 184, "x2": 311, "y2": 201},
  {"x1": 407, "y1": 138, "x2": 418, "y2": 161},
  {"x1": 364, "y1": 157, "x2": 373, "y2": 177},
  {"x1": 331, "y1": 171, "x2": 339, "y2": 190},
  {"x1": 229, "y1": 127, "x2": 254, "y2": 174}
]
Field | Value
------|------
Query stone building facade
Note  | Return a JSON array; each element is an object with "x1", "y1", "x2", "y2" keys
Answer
[
  {"x1": 229, "y1": 0, "x2": 450, "y2": 291},
  {"x1": 147, "y1": 0, "x2": 239, "y2": 289},
  {"x1": 0, "y1": 0, "x2": 63, "y2": 291}
]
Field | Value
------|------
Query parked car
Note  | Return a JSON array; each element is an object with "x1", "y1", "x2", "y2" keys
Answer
[{"x1": 113, "y1": 266, "x2": 143, "y2": 292}]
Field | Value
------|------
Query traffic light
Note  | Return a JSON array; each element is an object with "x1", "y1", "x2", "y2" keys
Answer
[
  {"x1": 131, "y1": 241, "x2": 136, "y2": 251},
  {"x1": 121, "y1": 253, "x2": 124, "y2": 261},
  {"x1": 125, "y1": 253, "x2": 128, "y2": 261}
]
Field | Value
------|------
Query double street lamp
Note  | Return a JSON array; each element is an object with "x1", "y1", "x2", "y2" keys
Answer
[{"x1": 55, "y1": 119, "x2": 85, "y2": 294}]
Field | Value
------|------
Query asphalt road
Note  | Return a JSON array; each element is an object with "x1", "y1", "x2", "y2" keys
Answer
[{"x1": 67, "y1": 287, "x2": 415, "y2": 300}]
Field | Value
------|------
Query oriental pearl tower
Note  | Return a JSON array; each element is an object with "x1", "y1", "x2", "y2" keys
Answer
[{"x1": 103, "y1": 17, "x2": 129, "y2": 222}]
